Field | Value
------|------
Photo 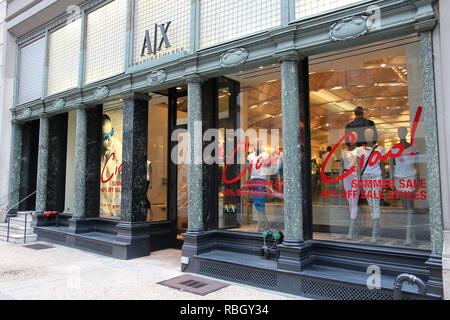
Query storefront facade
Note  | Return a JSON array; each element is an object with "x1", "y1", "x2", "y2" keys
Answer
[{"x1": 3, "y1": 0, "x2": 448, "y2": 299}]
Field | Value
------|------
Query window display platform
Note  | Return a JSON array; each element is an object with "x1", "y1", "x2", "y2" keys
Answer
[
  {"x1": 196, "y1": 249, "x2": 425, "y2": 299},
  {"x1": 33, "y1": 215, "x2": 174, "y2": 260},
  {"x1": 182, "y1": 230, "x2": 442, "y2": 300}
]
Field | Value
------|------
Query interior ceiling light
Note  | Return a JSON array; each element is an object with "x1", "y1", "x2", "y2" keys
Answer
[
  {"x1": 380, "y1": 63, "x2": 387, "y2": 68},
  {"x1": 311, "y1": 90, "x2": 357, "y2": 111},
  {"x1": 375, "y1": 82, "x2": 407, "y2": 87}
]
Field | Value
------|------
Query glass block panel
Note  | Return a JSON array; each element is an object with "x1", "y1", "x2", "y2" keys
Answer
[
  {"x1": 18, "y1": 37, "x2": 45, "y2": 104},
  {"x1": 133, "y1": 0, "x2": 191, "y2": 66},
  {"x1": 200, "y1": 0, "x2": 281, "y2": 49},
  {"x1": 295, "y1": 0, "x2": 364, "y2": 19},
  {"x1": 47, "y1": 19, "x2": 81, "y2": 96},
  {"x1": 85, "y1": 0, "x2": 127, "y2": 84}
]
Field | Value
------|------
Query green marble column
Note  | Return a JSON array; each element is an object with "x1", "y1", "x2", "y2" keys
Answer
[
  {"x1": 420, "y1": 31, "x2": 444, "y2": 256},
  {"x1": 73, "y1": 105, "x2": 88, "y2": 219},
  {"x1": 8, "y1": 121, "x2": 23, "y2": 215},
  {"x1": 186, "y1": 76, "x2": 204, "y2": 234},
  {"x1": 35, "y1": 114, "x2": 50, "y2": 214},
  {"x1": 281, "y1": 55, "x2": 304, "y2": 245}
]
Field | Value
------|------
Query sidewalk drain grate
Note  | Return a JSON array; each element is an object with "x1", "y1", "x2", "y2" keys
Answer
[
  {"x1": 22, "y1": 244, "x2": 54, "y2": 250},
  {"x1": 158, "y1": 275, "x2": 229, "y2": 296}
]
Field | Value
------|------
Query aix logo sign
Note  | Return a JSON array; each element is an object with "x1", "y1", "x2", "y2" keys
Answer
[{"x1": 141, "y1": 22, "x2": 172, "y2": 56}]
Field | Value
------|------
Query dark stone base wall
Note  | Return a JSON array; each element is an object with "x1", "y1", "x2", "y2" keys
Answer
[
  {"x1": 34, "y1": 216, "x2": 173, "y2": 260},
  {"x1": 181, "y1": 231, "x2": 443, "y2": 300}
]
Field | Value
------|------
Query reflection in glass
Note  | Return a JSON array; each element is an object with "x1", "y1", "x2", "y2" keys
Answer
[
  {"x1": 219, "y1": 66, "x2": 284, "y2": 234},
  {"x1": 100, "y1": 101, "x2": 123, "y2": 220},
  {"x1": 147, "y1": 95, "x2": 169, "y2": 222},
  {"x1": 309, "y1": 37, "x2": 430, "y2": 249}
]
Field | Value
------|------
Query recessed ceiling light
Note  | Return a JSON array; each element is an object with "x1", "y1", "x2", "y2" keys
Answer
[
  {"x1": 380, "y1": 64, "x2": 387, "y2": 68},
  {"x1": 259, "y1": 66, "x2": 264, "y2": 69},
  {"x1": 176, "y1": 87, "x2": 182, "y2": 90},
  {"x1": 249, "y1": 105, "x2": 258, "y2": 109}
]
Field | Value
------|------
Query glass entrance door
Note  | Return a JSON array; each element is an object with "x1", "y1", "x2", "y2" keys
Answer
[
  {"x1": 174, "y1": 130, "x2": 188, "y2": 240},
  {"x1": 168, "y1": 88, "x2": 189, "y2": 244}
]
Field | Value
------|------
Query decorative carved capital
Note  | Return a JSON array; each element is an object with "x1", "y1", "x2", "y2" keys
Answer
[
  {"x1": 184, "y1": 74, "x2": 205, "y2": 85},
  {"x1": 275, "y1": 50, "x2": 301, "y2": 63}
]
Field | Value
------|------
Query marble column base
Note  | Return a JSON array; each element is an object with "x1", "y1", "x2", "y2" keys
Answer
[
  {"x1": 68, "y1": 218, "x2": 90, "y2": 234},
  {"x1": 114, "y1": 222, "x2": 152, "y2": 260},
  {"x1": 425, "y1": 253, "x2": 444, "y2": 298},
  {"x1": 443, "y1": 231, "x2": 450, "y2": 300},
  {"x1": 277, "y1": 242, "x2": 313, "y2": 272}
]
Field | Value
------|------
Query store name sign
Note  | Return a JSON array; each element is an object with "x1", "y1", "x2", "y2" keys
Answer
[{"x1": 141, "y1": 21, "x2": 172, "y2": 56}]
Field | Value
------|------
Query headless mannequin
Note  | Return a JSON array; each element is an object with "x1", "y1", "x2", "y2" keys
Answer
[
  {"x1": 340, "y1": 143, "x2": 359, "y2": 240},
  {"x1": 357, "y1": 128, "x2": 384, "y2": 244},
  {"x1": 390, "y1": 127, "x2": 417, "y2": 245},
  {"x1": 248, "y1": 143, "x2": 271, "y2": 232}
]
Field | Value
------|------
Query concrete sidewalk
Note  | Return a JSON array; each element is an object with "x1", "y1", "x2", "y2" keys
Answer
[{"x1": 0, "y1": 242, "x2": 303, "y2": 300}]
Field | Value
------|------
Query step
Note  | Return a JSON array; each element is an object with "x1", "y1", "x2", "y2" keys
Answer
[
  {"x1": 0, "y1": 224, "x2": 35, "y2": 235},
  {"x1": 0, "y1": 224, "x2": 34, "y2": 235},
  {"x1": 8, "y1": 214, "x2": 33, "y2": 222},
  {"x1": 4, "y1": 220, "x2": 32, "y2": 229},
  {"x1": 0, "y1": 232, "x2": 37, "y2": 244},
  {"x1": 6, "y1": 217, "x2": 33, "y2": 225}
]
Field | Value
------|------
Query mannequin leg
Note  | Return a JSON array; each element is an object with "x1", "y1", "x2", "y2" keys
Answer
[
  {"x1": 345, "y1": 174, "x2": 359, "y2": 240},
  {"x1": 363, "y1": 174, "x2": 382, "y2": 244},
  {"x1": 403, "y1": 194, "x2": 417, "y2": 245},
  {"x1": 257, "y1": 211, "x2": 270, "y2": 232}
]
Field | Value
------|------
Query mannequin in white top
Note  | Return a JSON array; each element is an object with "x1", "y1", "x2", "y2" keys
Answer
[
  {"x1": 389, "y1": 127, "x2": 418, "y2": 245},
  {"x1": 339, "y1": 142, "x2": 359, "y2": 240}
]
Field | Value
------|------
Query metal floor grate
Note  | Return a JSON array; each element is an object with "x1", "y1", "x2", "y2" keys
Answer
[
  {"x1": 158, "y1": 275, "x2": 229, "y2": 296},
  {"x1": 299, "y1": 279, "x2": 393, "y2": 300},
  {"x1": 22, "y1": 243, "x2": 54, "y2": 250},
  {"x1": 199, "y1": 261, "x2": 278, "y2": 288}
]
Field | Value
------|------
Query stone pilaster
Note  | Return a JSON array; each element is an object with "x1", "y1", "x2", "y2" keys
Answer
[
  {"x1": 73, "y1": 105, "x2": 88, "y2": 218},
  {"x1": 7, "y1": 121, "x2": 23, "y2": 216},
  {"x1": 420, "y1": 31, "x2": 444, "y2": 297},
  {"x1": 114, "y1": 93, "x2": 151, "y2": 259},
  {"x1": 280, "y1": 56, "x2": 303, "y2": 246},
  {"x1": 186, "y1": 76, "x2": 204, "y2": 234},
  {"x1": 35, "y1": 113, "x2": 50, "y2": 215},
  {"x1": 69, "y1": 105, "x2": 89, "y2": 233},
  {"x1": 119, "y1": 94, "x2": 149, "y2": 222},
  {"x1": 276, "y1": 54, "x2": 312, "y2": 272}
]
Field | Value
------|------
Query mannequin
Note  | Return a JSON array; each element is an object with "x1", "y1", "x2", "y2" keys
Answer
[
  {"x1": 247, "y1": 141, "x2": 270, "y2": 232},
  {"x1": 340, "y1": 142, "x2": 359, "y2": 240},
  {"x1": 356, "y1": 127, "x2": 386, "y2": 244},
  {"x1": 390, "y1": 127, "x2": 418, "y2": 245}
]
